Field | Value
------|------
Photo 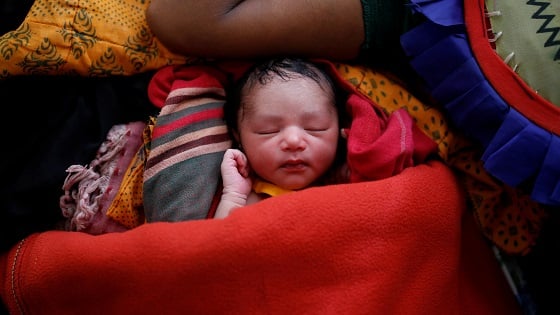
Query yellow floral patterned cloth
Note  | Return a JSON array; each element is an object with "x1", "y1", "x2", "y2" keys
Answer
[
  {"x1": 105, "y1": 117, "x2": 156, "y2": 229},
  {"x1": 0, "y1": 0, "x2": 190, "y2": 77}
]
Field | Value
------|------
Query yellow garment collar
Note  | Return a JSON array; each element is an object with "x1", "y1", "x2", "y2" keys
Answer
[{"x1": 252, "y1": 179, "x2": 292, "y2": 197}]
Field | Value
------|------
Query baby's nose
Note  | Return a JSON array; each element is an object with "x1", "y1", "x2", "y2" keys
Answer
[{"x1": 281, "y1": 127, "x2": 306, "y2": 150}]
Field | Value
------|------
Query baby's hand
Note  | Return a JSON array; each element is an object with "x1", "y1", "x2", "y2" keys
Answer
[
  {"x1": 220, "y1": 148, "x2": 252, "y2": 199},
  {"x1": 215, "y1": 149, "x2": 253, "y2": 219}
]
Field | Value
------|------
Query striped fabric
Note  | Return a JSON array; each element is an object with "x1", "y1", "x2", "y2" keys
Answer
[{"x1": 144, "y1": 65, "x2": 232, "y2": 222}]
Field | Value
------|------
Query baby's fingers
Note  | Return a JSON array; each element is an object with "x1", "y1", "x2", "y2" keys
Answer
[{"x1": 233, "y1": 151, "x2": 250, "y2": 177}]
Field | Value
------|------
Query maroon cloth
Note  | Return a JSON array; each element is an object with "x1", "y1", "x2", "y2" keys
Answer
[
  {"x1": 345, "y1": 96, "x2": 437, "y2": 182},
  {"x1": 315, "y1": 60, "x2": 439, "y2": 182}
]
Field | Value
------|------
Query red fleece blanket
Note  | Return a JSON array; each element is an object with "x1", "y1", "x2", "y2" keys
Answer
[{"x1": 0, "y1": 161, "x2": 520, "y2": 314}]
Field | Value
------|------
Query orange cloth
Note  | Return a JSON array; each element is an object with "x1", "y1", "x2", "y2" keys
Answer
[
  {"x1": 0, "y1": 161, "x2": 520, "y2": 314},
  {"x1": 252, "y1": 179, "x2": 292, "y2": 197}
]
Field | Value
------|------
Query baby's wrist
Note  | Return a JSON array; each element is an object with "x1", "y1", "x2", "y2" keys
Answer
[{"x1": 221, "y1": 188, "x2": 248, "y2": 208}]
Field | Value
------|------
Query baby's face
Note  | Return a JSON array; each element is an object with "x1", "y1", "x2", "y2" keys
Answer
[{"x1": 237, "y1": 76, "x2": 339, "y2": 190}]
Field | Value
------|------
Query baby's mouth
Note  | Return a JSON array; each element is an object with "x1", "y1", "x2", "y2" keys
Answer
[{"x1": 281, "y1": 160, "x2": 307, "y2": 171}]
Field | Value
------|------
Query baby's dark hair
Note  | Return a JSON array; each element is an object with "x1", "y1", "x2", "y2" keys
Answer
[{"x1": 224, "y1": 57, "x2": 349, "y2": 137}]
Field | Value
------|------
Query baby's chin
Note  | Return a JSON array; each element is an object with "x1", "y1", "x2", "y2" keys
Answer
[{"x1": 275, "y1": 178, "x2": 317, "y2": 191}]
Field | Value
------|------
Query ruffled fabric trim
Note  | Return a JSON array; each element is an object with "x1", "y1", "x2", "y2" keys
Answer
[{"x1": 402, "y1": 0, "x2": 560, "y2": 205}]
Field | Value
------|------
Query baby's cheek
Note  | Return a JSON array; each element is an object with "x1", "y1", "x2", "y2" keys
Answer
[{"x1": 246, "y1": 149, "x2": 274, "y2": 174}]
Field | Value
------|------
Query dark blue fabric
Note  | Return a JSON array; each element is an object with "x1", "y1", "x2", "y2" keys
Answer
[
  {"x1": 482, "y1": 111, "x2": 549, "y2": 186},
  {"x1": 407, "y1": 0, "x2": 464, "y2": 26},
  {"x1": 402, "y1": 0, "x2": 560, "y2": 206}
]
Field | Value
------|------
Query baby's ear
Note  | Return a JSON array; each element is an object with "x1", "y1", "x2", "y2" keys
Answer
[{"x1": 340, "y1": 128, "x2": 349, "y2": 139}]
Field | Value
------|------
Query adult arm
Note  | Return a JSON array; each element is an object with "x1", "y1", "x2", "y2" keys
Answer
[{"x1": 146, "y1": 0, "x2": 364, "y2": 60}]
